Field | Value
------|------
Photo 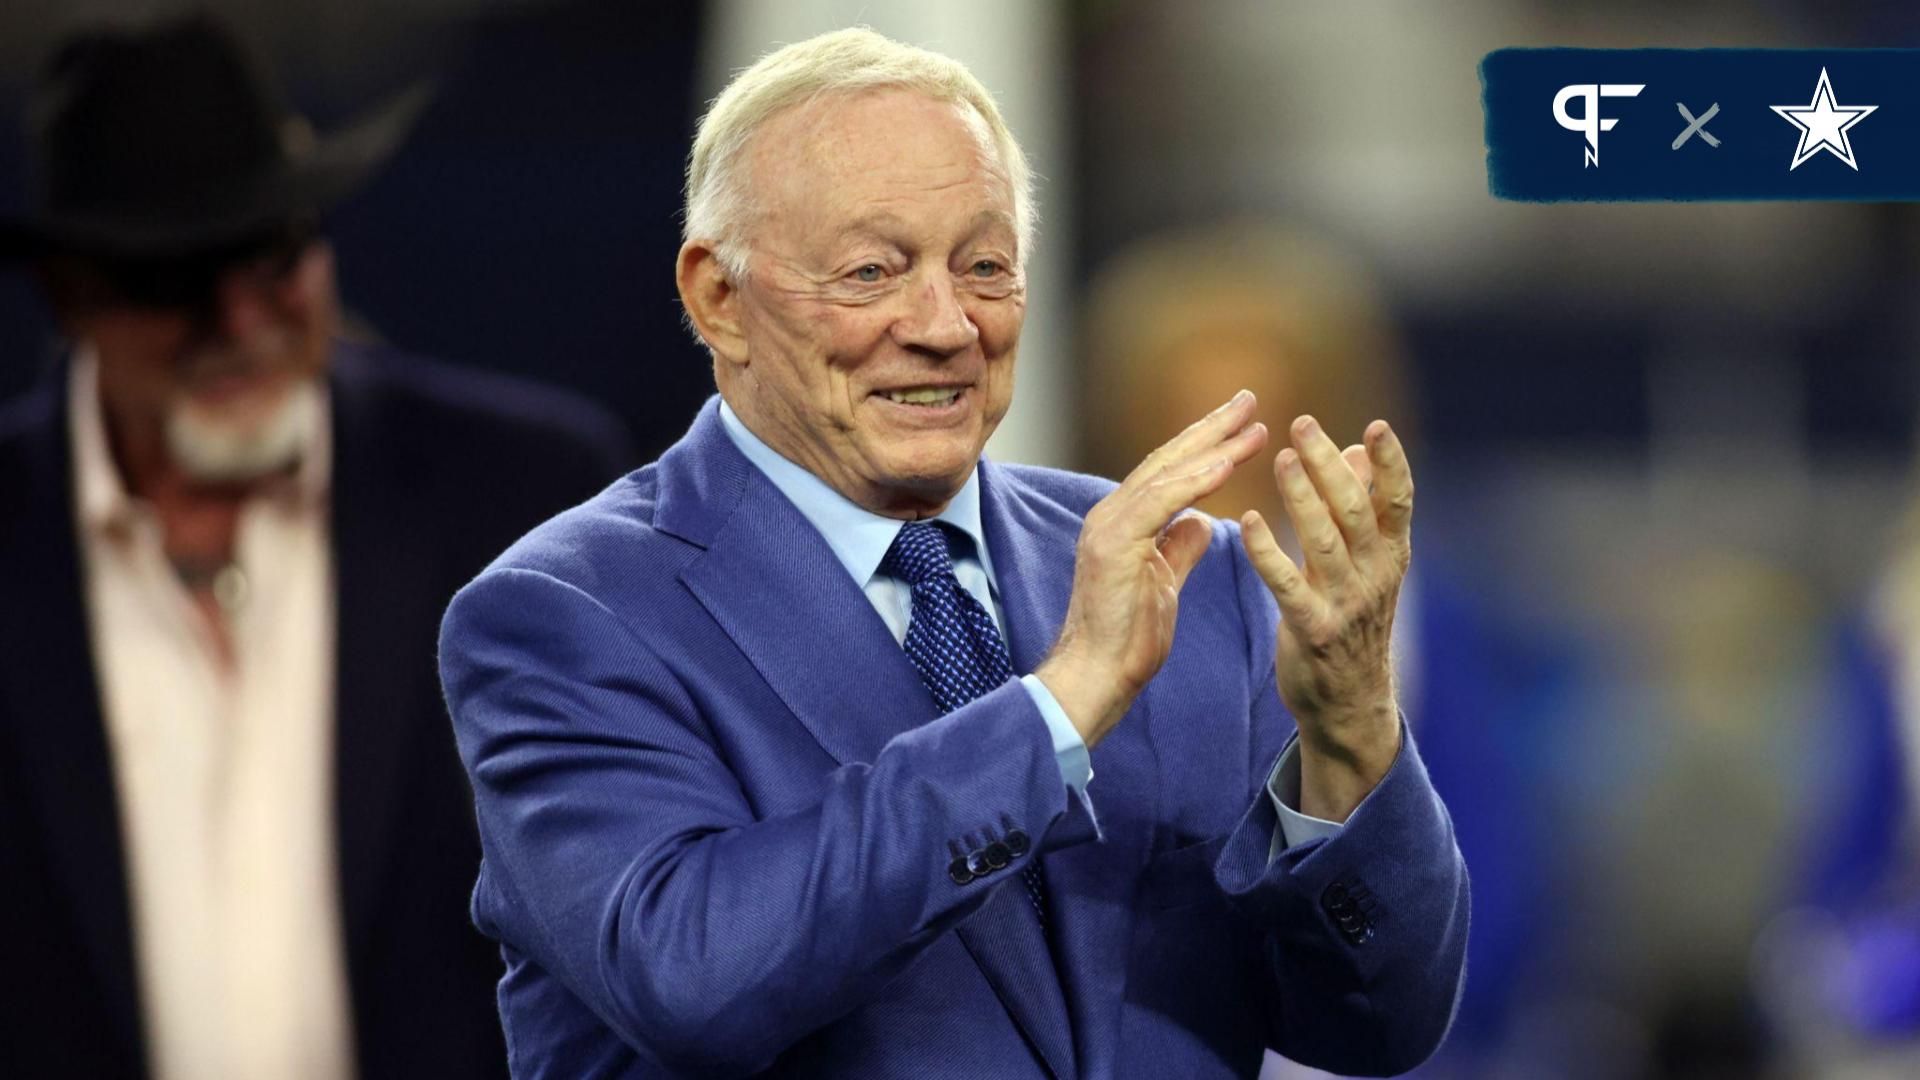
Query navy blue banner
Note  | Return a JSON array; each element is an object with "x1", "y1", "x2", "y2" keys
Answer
[{"x1": 1482, "y1": 48, "x2": 1920, "y2": 201}]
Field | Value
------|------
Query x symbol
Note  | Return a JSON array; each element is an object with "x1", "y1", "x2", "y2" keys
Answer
[{"x1": 1673, "y1": 102, "x2": 1721, "y2": 149}]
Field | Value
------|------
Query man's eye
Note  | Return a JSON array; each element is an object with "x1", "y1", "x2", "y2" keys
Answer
[
  {"x1": 851, "y1": 264, "x2": 885, "y2": 283},
  {"x1": 971, "y1": 259, "x2": 1003, "y2": 277}
]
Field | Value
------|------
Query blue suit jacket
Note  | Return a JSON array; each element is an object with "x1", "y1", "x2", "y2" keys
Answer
[{"x1": 439, "y1": 398, "x2": 1469, "y2": 1078}]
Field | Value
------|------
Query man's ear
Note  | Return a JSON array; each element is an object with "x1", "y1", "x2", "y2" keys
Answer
[{"x1": 677, "y1": 241, "x2": 748, "y2": 369}]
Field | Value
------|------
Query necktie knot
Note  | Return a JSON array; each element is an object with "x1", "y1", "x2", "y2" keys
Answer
[
  {"x1": 882, "y1": 519, "x2": 1011, "y2": 712},
  {"x1": 882, "y1": 521, "x2": 959, "y2": 588}
]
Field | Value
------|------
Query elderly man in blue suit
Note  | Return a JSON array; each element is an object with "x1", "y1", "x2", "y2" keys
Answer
[{"x1": 440, "y1": 27, "x2": 1467, "y2": 1079}]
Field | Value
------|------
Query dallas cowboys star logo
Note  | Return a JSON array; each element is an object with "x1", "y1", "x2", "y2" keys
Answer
[{"x1": 1771, "y1": 68, "x2": 1877, "y2": 171}]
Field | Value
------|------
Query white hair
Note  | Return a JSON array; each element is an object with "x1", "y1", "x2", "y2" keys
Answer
[{"x1": 683, "y1": 26, "x2": 1036, "y2": 281}]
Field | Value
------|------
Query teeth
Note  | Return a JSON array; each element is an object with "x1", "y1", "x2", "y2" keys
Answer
[{"x1": 885, "y1": 387, "x2": 961, "y2": 405}]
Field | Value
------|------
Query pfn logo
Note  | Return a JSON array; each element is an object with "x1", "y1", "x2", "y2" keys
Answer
[{"x1": 1553, "y1": 83, "x2": 1645, "y2": 166}]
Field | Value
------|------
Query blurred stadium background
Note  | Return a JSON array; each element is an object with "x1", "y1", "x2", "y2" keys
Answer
[{"x1": 5, "y1": 2, "x2": 1919, "y2": 1077}]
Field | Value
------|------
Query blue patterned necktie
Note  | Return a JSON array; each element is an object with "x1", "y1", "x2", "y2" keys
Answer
[{"x1": 882, "y1": 521, "x2": 1051, "y2": 928}]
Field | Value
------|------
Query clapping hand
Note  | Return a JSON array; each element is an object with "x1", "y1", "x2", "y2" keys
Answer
[
  {"x1": 1239, "y1": 416, "x2": 1410, "y2": 822},
  {"x1": 1036, "y1": 390, "x2": 1268, "y2": 749}
]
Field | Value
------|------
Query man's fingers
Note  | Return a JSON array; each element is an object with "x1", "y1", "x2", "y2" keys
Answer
[
  {"x1": 1342, "y1": 444, "x2": 1372, "y2": 491},
  {"x1": 1159, "y1": 512, "x2": 1212, "y2": 591},
  {"x1": 1239, "y1": 510, "x2": 1320, "y2": 628},
  {"x1": 1364, "y1": 420, "x2": 1414, "y2": 545},
  {"x1": 1125, "y1": 389, "x2": 1259, "y2": 486},
  {"x1": 1122, "y1": 420, "x2": 1268, "y2": 537},
  {"x1": 1291, "y1": 416, "x2": 1380, "y2": 556},
  {"x1": 1275, "y1": 446, "x2": 1350, "y2": 585}
]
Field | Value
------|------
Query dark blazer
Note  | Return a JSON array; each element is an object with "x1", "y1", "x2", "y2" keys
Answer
[
  {"x1": 0, "y1": 339, "x2": 632, "y2": 1080},
  {"x1": 439, "y1": 398, "x2": 1469, "y2": 1078}
]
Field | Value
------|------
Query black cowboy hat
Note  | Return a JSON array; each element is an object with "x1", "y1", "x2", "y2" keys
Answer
[{"x1": 0, "y1": 11, "x2": 427, "y2": 260}]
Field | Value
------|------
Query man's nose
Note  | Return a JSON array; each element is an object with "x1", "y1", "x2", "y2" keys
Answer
[
  {"x1": 212, "y1": 272, "x2": 277, "y2": 342},
  {"x1": 892, "y1": 271, "x2": 978, "y2": 356}
]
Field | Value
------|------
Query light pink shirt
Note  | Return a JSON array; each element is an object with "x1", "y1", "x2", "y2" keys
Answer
[{"x1": 69, "y1": 351, "x2": 355, "y2": 1080}]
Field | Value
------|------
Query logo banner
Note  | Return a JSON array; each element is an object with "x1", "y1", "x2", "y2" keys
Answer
[{"x1": 1482, "y1": 48, "x2": 1920, "y2": 201}]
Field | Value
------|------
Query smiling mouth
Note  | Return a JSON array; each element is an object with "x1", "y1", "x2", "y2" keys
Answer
[{"x1": 880, "y1": 386, "x2": 966, "y2": 406}]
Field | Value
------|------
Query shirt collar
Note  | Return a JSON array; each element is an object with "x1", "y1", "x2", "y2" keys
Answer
[
  {"x1": 716, "y1": 397, "x2": 996, "y2": 587},
  {"x1": 67, "y1": 344, "x2": 332, "y2": 537},
  {"x1": 69, "y1": 346, "x2": 133, "y2": 535}
]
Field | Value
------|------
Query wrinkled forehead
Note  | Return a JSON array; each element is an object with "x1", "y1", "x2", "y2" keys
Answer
[{"x1": 741, "y1": 88, "x2": 1015, "y2": 250}]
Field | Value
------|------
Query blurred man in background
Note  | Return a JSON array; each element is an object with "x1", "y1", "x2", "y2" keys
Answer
[
  {"x1": 1759, "y1": 507, "x2": 1920, "y2": 1072},
  {"x1": 0, "y1": 13, "x2": 629, "y2": 1079},
  {"x1": 1080, "y1": 224, "x2": 1413, "y2": 524}
]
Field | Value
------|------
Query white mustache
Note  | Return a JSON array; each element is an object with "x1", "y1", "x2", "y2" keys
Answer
[
  {"x1": 165, "y1": 377, "x2": 321, "y2": 483},
  {"x1": 176, "y1": 332, "x2": 298, "y2": 385}
]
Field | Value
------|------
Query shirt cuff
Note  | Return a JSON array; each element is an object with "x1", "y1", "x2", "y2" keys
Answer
[
  {"x1": 1266, "y1": 739, "x2": 1344, "y2": 861},
  {"x1": 1019, "y1": 674, "x2": 1093, "y2": 792}
]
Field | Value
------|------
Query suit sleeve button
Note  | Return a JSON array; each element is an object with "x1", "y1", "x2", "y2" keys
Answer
[
  {"x1": 1005, "y1": 829, "x2": 1030, "y2": 857},
  {"x1": 967, "y1": 850, "x2": 993, "y2": 877},
  {"x1": 983, "y1": 841, "x2": 1011, "y2": 870},
  {"x1": 949, "y1": 856, "x2": 975, "y2": 885}
]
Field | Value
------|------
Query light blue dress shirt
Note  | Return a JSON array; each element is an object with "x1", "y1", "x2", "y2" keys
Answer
[{"x1": 716, "y1": 401, "x2": 1339, "y2": 850}]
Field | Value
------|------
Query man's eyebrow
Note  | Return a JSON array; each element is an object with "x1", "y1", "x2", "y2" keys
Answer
[
  {"x1": 838, "y1": 212, "x2": 912, "y2": 239},
  {"x1": 965, "y1": 209, "x2": 1017, "y2": 235},
  {"x1": 827, "y1": 209, "x2": 1017, "y2": 250}
]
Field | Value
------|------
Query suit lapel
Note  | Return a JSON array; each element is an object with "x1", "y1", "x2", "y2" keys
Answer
[
  {"x1": 328, "y1": 352, "x2": 441, "y2": 965},
  {"x1": 666, "y1": 407, "x2": 1076, "y2": 1077},
  {"x1": 0, "y1": 378, "x2": 146, "y2": 1065},
  {"x1": 679, "y1": 469, "x2": 938, "y2": 768},
  {"x1": 980, "y1": 460, "x2": 1158, "y2": 1079}
]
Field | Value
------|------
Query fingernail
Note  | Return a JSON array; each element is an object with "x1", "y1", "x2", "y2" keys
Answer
[{"x1": 1300, "y1": 416, "x2": 1321, "y2": 437}]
